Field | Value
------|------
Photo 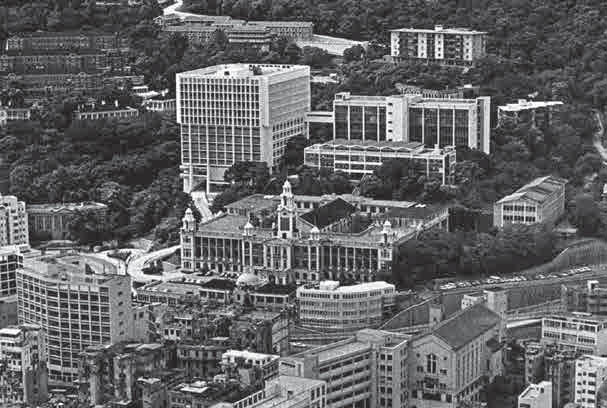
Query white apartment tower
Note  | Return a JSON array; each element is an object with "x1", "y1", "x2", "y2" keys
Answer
[
  {"x1": 16, "y1": 258, "x2": 133, "y2": 384},
  {"x1": 0, "y1": 193, "x2": 28, "y2": 248},
  {"x1": 574, "y1": 355, "x2": 607, "y2": 408},
  {"x1": 177, "y1": 64, "x2": 310, "y2": 194}
]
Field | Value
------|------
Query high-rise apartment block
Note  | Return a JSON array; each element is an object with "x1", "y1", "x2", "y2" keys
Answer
[
  {"x1": 176, "y1": 64, "x2": 310, "y2": 194},
  {"x1": 330, "y1": 92, "x2": 490, "y2": 154},
  {"x1": 541, "y1": 313, "x2": 607, "y2": 356},
  {"x1": 0, "y1": 193, "x2": 29, "y2": 248},
  {"x1": 296, "y1": 280, "x2": 396, "y2": 331},
  {"x1": 493, "y1": 175, "x2": 567, "y2": 228},
  {"x1": 0, "y1": 324, "x2": 48, "y2": 406},
  {"x1": 574, "y1": 355, "x2": 607, "y2": 408},
  {"x1": 16, "y1": 257, "x2": 133, "y2": 384},
  {"x1": 519, "y1": 381, "x2": 552, "y2": 408},
  {"x1": 279, "y1": 329, "x2": 410, "y2": 408},
  {"x1": 390, "y1": 25, "x2": 487, "y2": 66},
  {"x1": 0, "y1": 246, "x2": 22, "y2": 298}
]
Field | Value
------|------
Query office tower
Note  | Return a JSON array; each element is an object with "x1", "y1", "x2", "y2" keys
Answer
[
  {"x1": 494, "y1": 175, "x2": 567, "y2": 228},
  {"x1": 0, "y1": 324, "x2": 48, "y2": 406},
  {"x1": 390, "y1": 25, "x2": 487, "y2": 66},
  {"x1": 296, "y1": 280, "x2": 396, "y2": 331},
  {"x1": 331, "y1": 92, "x2": 491, "y2": 154},
  {"x1": 0, "y1": 193, "x2": 28, "y2": 248},
  {"x1": 519, "y1": 382, "x2": 552, "y2": 408},
  {"x1": 177, "y1": 64, "x2": 310, "y2": 194},
  {"x1": 279, "y1": 329, "x2": 410, "y2": 408},
  {"x1": 574, "y1": 355, "x2": 607, "y2": 408},
  {"x1": 16, "y1": 257, "x2": 133, "y2": 384}
]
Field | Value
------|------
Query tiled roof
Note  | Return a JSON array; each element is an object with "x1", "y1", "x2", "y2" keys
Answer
[
  {"x1": 431, "y1": 303, "x2": 500, "y2": 350},
  {"x1": 496, "y1": 175, "x2": 567, "y2": 205},
  {"x1": 299, "y1": 198, "x2": 356, "y2": 229}
]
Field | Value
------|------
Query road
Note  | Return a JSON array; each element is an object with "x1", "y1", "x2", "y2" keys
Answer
[
  {"x1": 163, "y1": 0, "x2": 196, "y2": 18},
  {"x1": 593, "y1": 109, "x2": 607, "y2": 163},
  {"x1": 127, "y1": 245, "x2": 183, "y2": 284}
]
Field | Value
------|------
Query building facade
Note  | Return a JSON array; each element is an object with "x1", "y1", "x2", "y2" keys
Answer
[
  {"x1": 0, "y1": 324, "x2": 48, "y2": 406},
  {"x1": 0, "y1": 246, "x2": 22, "y2": 298},
  {"x1": 16, "y1": 257, "x2": 133, "y2": 384},
  {"x1": 0, "y1": 193, "x2": 29, "y2": 248},
  {"x1": 177, "y1": 64, "x2": 310, "y2": 194},
  {"x1": 4, "y1": 32, "x2": 128, "y2": 52},
  {"x1": 574, "y1": 355, "x2": 607, "y2": 408},
  {"x1": 27, "y1": 201, "x2": 108, "y2": 241},
  {"x1": 296, "y1": 280, "x2": 396, "y2": 331},
  {"x1": 498, "y1": 100, "x2": 564, "y2": 129},
  {"x1": 541, "y1": 313, "x2": 607, "y2": 356},
  {"x1": 303, "y1": 140, "x2": 456, "y2": 184},
  {"x1": 279, "y1": 329, "x2": 410, "y2": 408},
  {"x1": 493, "y1": 175, "x2": 567, "y2": 228},
  {"x1": 74, "y1": 106, "x2": 139, "y2": 121},
  {"x1": 562, "y1": 280, "x2": 607, "y2": 316},
  {"x1": 390, "y1": 26, "x2": 487, "y2": 66},
  {"x1": 519, "y1": 381, "x2": 552, "y2": 408},
  {"x1": 331, "y1": 92, "x2": 490, "y2": 154}
]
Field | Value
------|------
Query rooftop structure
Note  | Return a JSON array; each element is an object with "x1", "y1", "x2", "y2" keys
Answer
[
  {"x1": 494, "y1": 175, "x2": 567, "y2": 228},
  {"x1": 519, "y1": 381, "x2": 552, "y2": 408}
]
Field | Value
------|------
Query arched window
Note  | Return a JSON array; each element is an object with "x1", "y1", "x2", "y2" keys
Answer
[{"x1": 426, "y1": 354, "x2": 437, "y2": 374}]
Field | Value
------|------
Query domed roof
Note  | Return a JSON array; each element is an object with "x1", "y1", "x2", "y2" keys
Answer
[{"x1": 236, "y1": 273, "x2": 261, "y2": 287}]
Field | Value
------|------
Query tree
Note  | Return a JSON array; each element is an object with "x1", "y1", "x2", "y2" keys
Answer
[
  {"x1": 223, "y1": 161, "x2": 270, "y2": 192},
  {"x1": 67, "y1": 210, "x2": 111, "y2": 249},
  {"x1": 572, "y1": 194, "x2": 602, "y2": 236},
  {"x1": 302, "y1": 46, "x2": 333, "y2": 68},
  {"x1": 343, "y1": 44, "x2": 365, "y2": 63}
]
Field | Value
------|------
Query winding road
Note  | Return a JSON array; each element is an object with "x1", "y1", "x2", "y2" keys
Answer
[{"x1": 593, "y1": 109, "x2": 607, "y2": 163}]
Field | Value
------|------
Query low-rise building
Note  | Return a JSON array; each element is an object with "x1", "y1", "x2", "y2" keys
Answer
[
  {"x1": 168, "y1": 380, "x2": 258, "y2": 408},
  {"x1": 231, "y1": 310, "x2": 291, "y2": 356},
  {"x1": 498, "y1": 99, "x2": 564, "y2": 129},
  {"x1": 27, "y1": 201, "x2": 108, "y2": 241},
  {"x1": 221, "y1": 349, "x2": 279, "y2": 386},
  {"x1": 303, "y1": 139, "x2": 456, "y2": 184},
  {"x1": 144, "y1": 97, "x2": 177, "y2": 115},
  {"x1": 0, "y1": 324, "x2": 48, "y2": 406},
  {"x1": 519, "y1": 381, "x2": 552, "y2": 408},
  {"x1": 541, "y1": 313, "x2": 607, "y2": 356},
  {"x1": 493, "y1": 175, "x2": 567, "y2": 228},
  {"x1": 176, "y1": 340, "x2": 229, "y2": 379},
  {"x1": 296, "y1": 280, "x2": 396, "y2": 331},
  {"x1": 222, "y1": 376, "x2": 326, "y2": 408},
  {"x1": 279, "y1": 329, "x2": 410, "y2": 408},
  {"x1": 5, "y1": 31, "x2": 128, "y2": 52},
  {"x1": 0, "y1": 193, "x2": 29, "y2": 248},
  {"x1": 74, "y1": 106, "x2": 139, "y2": 121},
  {"x1": 562, "y1": 280, "x2": 607, "y2": 316},
  {"x1": 574, "y1": 355, "x2": 607, "y2": 408},
  {"x1": 408, "y1": 303, "x2": 504, "y2": 408}
]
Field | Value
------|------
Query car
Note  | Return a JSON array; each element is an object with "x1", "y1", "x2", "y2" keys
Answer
[{"x1": 471, "y1": 280, "x2": 481, "y2": 286}]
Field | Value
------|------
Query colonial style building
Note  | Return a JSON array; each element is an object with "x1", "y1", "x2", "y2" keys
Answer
[
  {"x1": 27, "y1": 201, "x2": 108, "y2": 241},
  {"x1": 180, "y1": 181, "x2": 441, "y2": 284}
]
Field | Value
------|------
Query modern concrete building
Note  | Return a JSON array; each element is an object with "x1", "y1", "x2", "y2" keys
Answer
[
  {"x1": 519, "y1": 381, "x2": 552, "y2": 408},
  {"x1": 0, "y1": 193, "x2": 29, "y2": 248},
  {"x1": 303, "y1": 139, "x2": 456, "y2": 184},
  {"x1": 279, "y1": 329, "x2": 410, "y2": 408},
  {"x1": 296, "y1": 280, "x2": 396, "y2": 331},
  {"x1": 0, "y1": 324, "x2": 48, "y2": 406},
  {"x1": 0, "y1": 246, "x2": 22, "y2": 298},
  {"x1": 390, "y1": 25, "x2": 487, "y2": 66},
  {"x1": 27, "y1": 201, "x2": 108, "y2": 241},
  {"x1": 227, "y1": 376, "x2": 326, "y2": 408},
  {"x1": 562, "y1": 280, "x2": 607, "y2": 316},
  {"x1": 176, "y1": 64, "x2": 310, "y2": 194},
  {"x1": 493, "y1": 175, "x2": 567, "y2": 228},
  {"x1": 144, "y1": 97, "x2": 177, "y2": 115},
  {"x1": 74, "y1": 106, "x2": 139, "y2": 121},
  {"x1": 4, "y1": 31, "x2": 128, "y2": 52},
  {"x1": 408, "y1": 303, "x2": 504, "y2": 408},
  {"x1": 498, "y1": 99, "x2": 564, "y2": 129},
  {"x1": 16, "y1": 256, "x2": 133, "y2": 384},
  {"x1": 574, "y1": 355, "x2": 607, "y2": 408},
  {"x1": 541, "y1": 313, "x2": 607, "y2": 356},
  {"x1": 331, "y1": 92, "x2": 491, "y2": 154}
]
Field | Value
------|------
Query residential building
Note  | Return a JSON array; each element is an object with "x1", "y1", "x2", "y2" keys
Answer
[
  {"x1": 221, "y1": 376, "x2": 326, "y2": 408},
  {"x1": 176, "y1": 340, "x2": 228, "y2": 379},
  {"x1": 231, "y1": 310, "x2": 291, "y2": 356},
  {"x1": 136, "y1": 278, "x2": 236, "y2": 306},
  {"x1": 77, "y1": 342, "x2": 170, "y2": 406},
  {"x1": 390, "y1": 25, "x2": 487, "y2": 66},
  {"x1": 524, "y1": 342, "x2": 546, "y2": 386},
  {"x1": 0, "y1": 324, "x2": 48, "y2": 406},
  {"x1": 254, "y1": 21, "x2": 314, "y2": 41},
  {"x1": 408, "y1": 303, "x2": 504, "y2": 408},
  {"x1": 303, "y1": 139, "x2": 456, "y2": 184},
  {"x1": 296, "y1": 280, "x2": 396, "y2": 331},
  {"x1": 331, "y1": 92, "x2": 491, "y2": 154},
  {"x1": 74, "y1": 106, "x2": 139, "y2": 121},
  {"x1": 139, "y1": 370, "x2": 187, "y2": 408},
  {"x1": 519, "y1": 381, "x2": 552, "y2": 408},
  {"x1": 16, "y1": 256, "x2": 133, "y2": 384},
  {"x1": 541, "y1": 313, "x2": 607, "y2": 356},
  {"x1": 168, "y1": 380, "x2": 260, "y2": 408},
  {"x1": 221, "y1": 349, "x2": 279, "y2": 385},
  {"x1": 493, "y1": 175, "x2": 567, "y2": 228},
  {"x1": 0, "y1": 193, "x2": 29, "y2": 248},
  {"x1": 27, "y1": 201, "x2": 107, "y2": 241},
  {"x1": 279, "y1": 328, "x2": 410, "y2": 408},
  {"x1": 144, "y1": 97, "x2": 177, "y2": 115},
  {"x1": 498, "y1": 99, "x2": 564, "y2": 129},
  {"x1": 574, "y1": 355, "x2": 607, "y2": 408},
  {"x1": 176, "y1": 64, "x2": 310, "y2": 194},
  {"x1": 5, "y1": 32, "x2": 128, "y2": 52},
  {"x1": 0, "y1": 51, "x2": 124, "y2": 74},
  {"x1": 562, "y1": 281, "x2": 607, "y2": 316},
  {"x1": 164, "y1": 24, "x2": 273, "y2": 50},
  {"x1": 180, "y1": 181, "x2": 436, "y2": 284},
  {"x1": 0, "y1": 246, "x2": 22, "y2": 298}
]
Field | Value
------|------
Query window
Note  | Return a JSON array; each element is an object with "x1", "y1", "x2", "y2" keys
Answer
[{"x1": 426, "y1": 354, "x2": 437, "y2": 374}]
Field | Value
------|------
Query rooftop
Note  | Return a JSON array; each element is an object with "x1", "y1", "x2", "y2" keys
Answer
[
  {"x1": 177, "y1": 64, "x2": 307, "y2": 79},
  {"x1": 306, "y1": 139, "x2": 454, "y2": 156},
  {"x1": 499, "y1": 99, "x2": 564, "y2": 112},
  {"x1": 519, "y1": 382, "x2": 552, "y2": 400},
  {"x1": 300, "y1": 198, "x2": 356, "y2": 229},
  {"x1": 315, "y1": 339, "x2": 371, "y2": 362},
  {"x1": 298, "y1": 280, "x2": 394, "y2": 294},
  {"x1": 27, "y1": 201, "x2": 108, "y2": 213},
  {"x1": 390, "y1": 26, "x2": 487, "y2": 35},
  {"x1": 430, "y1": 302, "x2": 501, "y2": 350},
  {"x1": 383, "y1": 204, "x2": 448, "y2": 220},
  {"x1": 222, "y1": 349, "x2": 279, "y2": 362},
  {"x1": 8, "y1": 30, "x2": 119, "y2": 38},
  {"x1": 496, "y1": 175, "x2": 567, "y2": 205},
  {"x1": 225, "y1": 194, "x2": 278, "y2": 212},
  {"x1": 543, "y1": 312, "x2": 607, "y2": 324},
  {"x1": 254, "y1": 283, "x2": 296, "y2": 295},
  {"x1": 200, "y1": 278, "x2": 236, "y2": 291}
]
